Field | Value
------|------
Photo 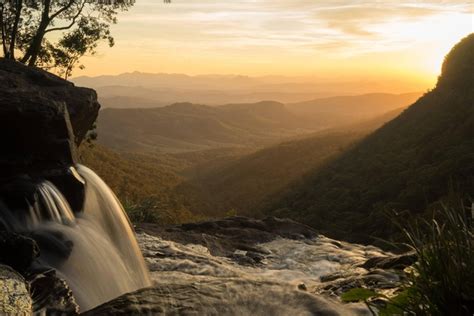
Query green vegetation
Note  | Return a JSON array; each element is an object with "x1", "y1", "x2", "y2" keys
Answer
[
  {"x1": 124, "y1": 197, "x2": 205, "y2": 226},
  {"x1": 95, "y1": 93, "x2": 414, "y2": 154},
  {"x1": 79, "y1": 143, "x2": 251, "y2": 224},
  {"x1": 80, "y1": 98, "x2": 407, "y2": 223},
  {"x1": 79, "y1": 144, "x2": 203, "y2": 224},
  {"x1": 96, "y1": 101, "x2": 316, "y2": 153},
  {"x1": 188, "y1": 105, "x2": 406, "y2": 216},
  {"x1": 192, "y1": 131, "x2": 366, "y2": 217},
  {"x1": 402, "y1": 202, "x2": 474, "y2": 315},
  {"x1": 340, "y1": 288, "x2": 377, "y2": 303},
  {"x1": 266, "y1": 34, "x2": 474, "y2": 244},
  {"x1": 340, "y1": 202, "x2": 474, "y2": 315}
]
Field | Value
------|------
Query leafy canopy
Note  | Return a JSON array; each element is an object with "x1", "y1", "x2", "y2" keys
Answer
[{"x1": 0, "y1": 0, "x2": 167, "y2": 78}]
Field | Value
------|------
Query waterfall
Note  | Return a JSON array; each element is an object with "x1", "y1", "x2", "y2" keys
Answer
[{"x1": 0, "y1": 165, "x2": 151, "y2": 312}]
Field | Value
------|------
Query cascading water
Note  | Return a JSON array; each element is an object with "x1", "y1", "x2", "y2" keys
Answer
[{"x1": 0, "y1": 165, "x2": 151, "y2": 312}]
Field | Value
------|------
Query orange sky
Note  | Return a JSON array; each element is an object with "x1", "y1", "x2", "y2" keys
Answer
[{"x1": 76, "y1": 0, "x2": 473, "y2": 90}]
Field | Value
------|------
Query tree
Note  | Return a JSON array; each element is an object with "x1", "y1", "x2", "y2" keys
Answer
[{"x1": 0, "y1": 0, "x2": 135, "y2": 78}]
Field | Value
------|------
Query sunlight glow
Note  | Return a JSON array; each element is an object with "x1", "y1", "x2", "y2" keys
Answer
[{"x1": 75, "y1": 0, "x2": 473, "y2": 91}]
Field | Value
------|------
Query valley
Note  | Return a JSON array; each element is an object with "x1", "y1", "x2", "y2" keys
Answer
[
  {"x1": 81, "y1": 91, "x2": 417, "y2": 227},
  {"x1": 0, "y1": 1, "x2": 472, "y2": 314}
]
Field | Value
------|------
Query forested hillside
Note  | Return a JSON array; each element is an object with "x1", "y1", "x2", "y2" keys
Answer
[
  {"x1": 189, "y1": 107, "x2": 406, "y2": 216},
  {"x1": 96, "y1": 101, "x2": 315, "y2": 153},
  {"x1": 266, "y1": 34, "x2": 474, "y2": 243},
  {"x1": 96, "y1": 93, "x2": 417, "y2": 154},
  {"x1": 81, "y1": 101, "x2": 405, "y2": 223},
  {"x1": 79, "y1": 144, "x2": 254, "y2": 223}
]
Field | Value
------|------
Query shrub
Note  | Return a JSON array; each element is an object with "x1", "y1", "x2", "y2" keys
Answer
[
  {"x1": 402, "y1": 202, "x2": 474, "y2": 315},
  {"x1": 124, "y1": 197, "x2": 207, "y2": 225},
  {"x1": 340, "y1": 201, "x2": 474, "y2": 315}
]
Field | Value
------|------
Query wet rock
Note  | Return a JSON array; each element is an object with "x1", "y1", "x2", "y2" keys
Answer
[
  {"x1": 316, "y1": 269, "x2": 403, "y2": 298},
  {"x1": 298, "y1": 283, "x2": 308, "y2": 291},
  {"x1": 0, "y1": 264, "x2": 32, "y2": 315},
  {"x1": 0, "y1": 231, "x2": 39, "y2": 273},
  {"x1": 137, "y1": 216, "x2": 318, "y2": 265},
  {"x1": 83, "y1": 281, "x2": 369, "y2": 316},
  {"x1": 30, "y1": 269, "x2": 79, "y2": 315},
  {"x1": 360, "y1": 252, "x2": 417, "y2": 270},
  {"x1": 246, "y1": 251, "x2": 265, "y2": 263}
]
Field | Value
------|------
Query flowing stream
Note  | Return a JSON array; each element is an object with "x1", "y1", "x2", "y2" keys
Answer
[
  {"x1": 0, "y1": 165, "x2": 151, "y2": 312},
  {"x1": 136, "y1": 232, "x2": 393, "y2": 315}
]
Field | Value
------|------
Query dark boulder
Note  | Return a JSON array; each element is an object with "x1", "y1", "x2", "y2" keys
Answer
[
  {"x1": 0, "y1": 231, "x2": 39, "y2": 273},
  {"x1": 0, "y1": 59, "x2": 99, "y2": 179},
  {"x1": 0, "y1": 59, "x2": 100, "y2": 212},
  {"x1": 360, "y1": 252, "x2": 417, "y2": 270},
  {"x1": 0, "y1": 58, "x2": 100, "y2": 146}
]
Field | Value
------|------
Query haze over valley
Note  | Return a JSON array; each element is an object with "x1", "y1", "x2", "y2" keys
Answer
[{"x1": 72, "y1": 72, "x2": 425, "y2": 108}]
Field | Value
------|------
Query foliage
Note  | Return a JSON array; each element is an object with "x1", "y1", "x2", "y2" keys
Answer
[
  {"x1": 80, "y1": 101, "x2": 404, "y2": 222},
  {"x1": 193, "y1": 130, "x2": 366, "y2": 217},
  {"x1": 401, "y1": 202, "x2": 474, "y2": 315},
  {"x1": 123, "y1": 197, "x2": 206, "y2": 225},
  {"x1": 79, "y1": 144, "x2": 225, "y2": 224},
  {"x1": 340, "y1": 288, "x2": 377, "y2": 302},
  {"x1": 340, "y1": 202, "x2": 474, "y2": 315},
  {"x1": 340, "y1": 287, "x2": 412, "y2": 316},
  {"x1": 96, "y1": 101, "x2": 317, "y2": 153},
  {"x1": 0, "y1": 0, "x2": 135, "y2": 77}
]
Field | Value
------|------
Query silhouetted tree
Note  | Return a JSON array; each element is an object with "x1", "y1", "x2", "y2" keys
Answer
[{"x1": 0, "y1": 0, "x2": 139, "y2": 78}]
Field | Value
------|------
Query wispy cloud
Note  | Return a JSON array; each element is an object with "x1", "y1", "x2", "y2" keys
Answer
[
  {"x1": 80, "y1": 0, "x2": 473, "y2": 77},
  {"x1": 115, "y1": 1, "x2": 471, "y2": 52}
]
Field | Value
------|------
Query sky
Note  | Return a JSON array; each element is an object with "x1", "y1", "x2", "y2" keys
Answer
[{"x1": 78, "y1": 0, "x2": 473, "y2": 88}]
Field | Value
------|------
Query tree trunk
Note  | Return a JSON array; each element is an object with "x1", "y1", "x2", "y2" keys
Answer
[
  {"x1": 21, "y1": 0, "x2": 51, "y2": 65},
  {"x1": 0, "y1": 5, "x2": 9, "y2": 58},
  {"x1": 9, "y1": 0, "x2": 23, "y2": 60}
]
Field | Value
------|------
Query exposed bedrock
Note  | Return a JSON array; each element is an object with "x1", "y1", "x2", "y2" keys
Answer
[
  {"x1": 0, "y1": 58, "x2": 100, "y2": 212},
  {"x1": 0, "y1": 59, "x2": 100, "y2": 314},
  {"x1": 0, "y1": 58, "x2": 100, "y2": 147},
  {"x1": 138, "y1": 216, "x2": 319, "y2": 265}
]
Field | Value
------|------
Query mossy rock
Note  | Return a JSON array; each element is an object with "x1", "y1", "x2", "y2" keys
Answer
[{"x1": 0, "y1": 264, "x2": 32, "y2": 315}]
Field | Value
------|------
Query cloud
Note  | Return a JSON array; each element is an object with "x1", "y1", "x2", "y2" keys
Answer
[
  {"x1": 83, "y1": 0, "x2": 473, "y2": 76},
  {"x1": 118, "y1": 1, "x2": 471, "y2": 48}
]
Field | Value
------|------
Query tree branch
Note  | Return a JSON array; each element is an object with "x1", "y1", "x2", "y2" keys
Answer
[
  {"x1": 45, "y1": 0, "x2": 86, "y2": 34},
  {"x1": 49, "y1": 0, "x2": 76, "y2": 21}
]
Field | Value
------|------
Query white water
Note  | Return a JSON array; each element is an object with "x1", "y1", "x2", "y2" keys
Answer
[
  {"x1": 137, "y1": 233, "x2": 391, "y2": 315},
  {"x1": 9, "y1": 165, "x2": 151, "y2": 312}
]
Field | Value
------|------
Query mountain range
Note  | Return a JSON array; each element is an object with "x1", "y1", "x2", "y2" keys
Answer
[
  {"x1": 96, "y1": 93, "x2": 420, "y2": 153},
  {"x1": 72, "y1": 72, "x2": 426, "y2": 107}
]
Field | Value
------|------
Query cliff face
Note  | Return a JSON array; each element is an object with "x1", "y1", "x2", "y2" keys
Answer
[
  {"x1": 0, "y1": 58, "x2": 100, "y2": 179},
  {"x1": 0, "y1": 60, "x2": 101, "y2": 314}
]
